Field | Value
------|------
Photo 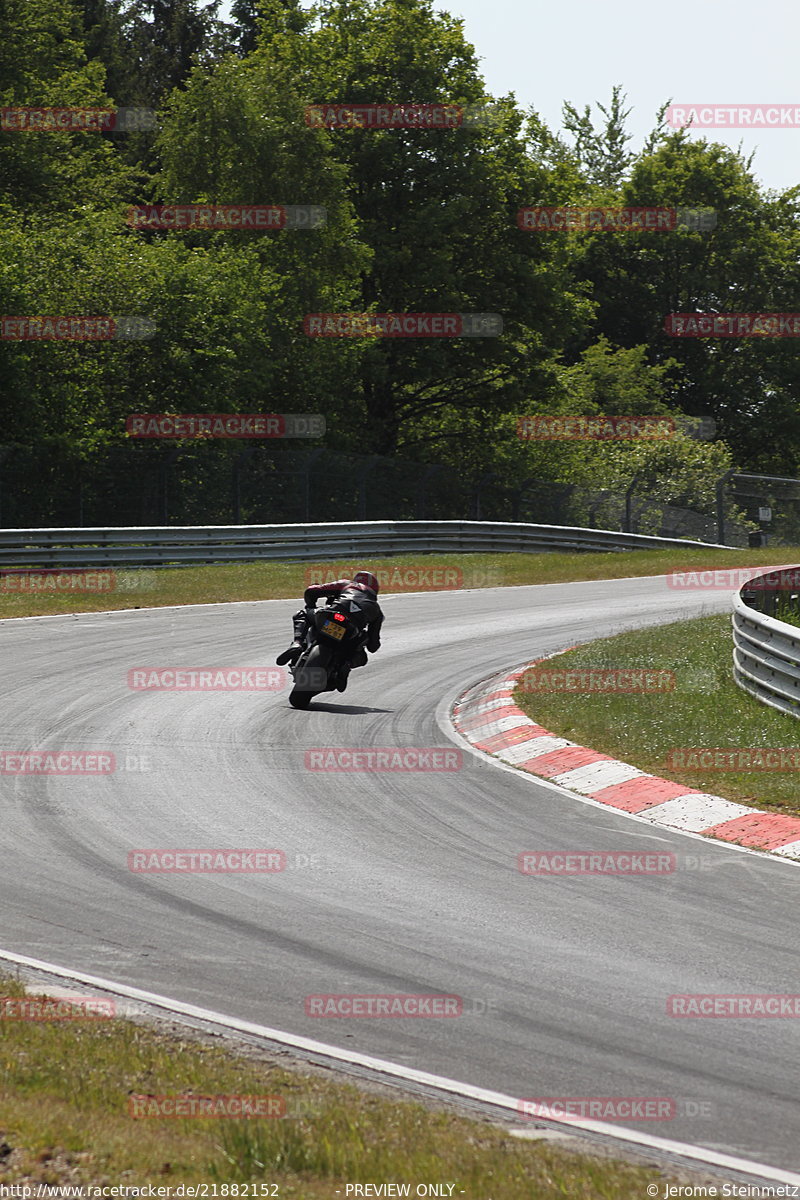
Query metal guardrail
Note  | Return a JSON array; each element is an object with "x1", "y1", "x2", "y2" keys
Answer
[
  {"x1": 733, "y1": 569, "x2": 800, "y2": 719},
  {"x1": 0, "y1": 520, "x2": 733, "y2": 569}
]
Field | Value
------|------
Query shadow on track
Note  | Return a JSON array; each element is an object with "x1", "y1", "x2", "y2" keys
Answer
[{"x1": 288, "y1": 702, "x2": 394, "y2": 715}]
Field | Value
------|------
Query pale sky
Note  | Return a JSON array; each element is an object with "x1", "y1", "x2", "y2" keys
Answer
[{"x1": 218, "y1": 0, "x2": 800, "y2": 194}]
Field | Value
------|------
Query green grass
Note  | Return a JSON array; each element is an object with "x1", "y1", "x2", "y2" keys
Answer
[
  {"x1": 772, "y1": 594, "x2": 800, "y2": 629},
  {"x1": 0, "y1": 546, "x2": 797, "y2": 619},
  {"x1": 515, "y1": 613, "x2": 800, "y2": 821},
  {"x1": 0, "y1": 975, "x2": 682, "y2": 1196}
]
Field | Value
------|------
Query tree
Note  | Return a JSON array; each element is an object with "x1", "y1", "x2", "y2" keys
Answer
[
  {"x1": 0, "y1": 0, "x2": 133, "y2": 212},
  {"x1": 121, "y1": 0, "x2": 227, "y2": 106},
  {"x1": 240, "y1": 0, "x2": 590, "y2": 457},
  {"x1": 144, "y1": 54, "x2": 371, "y2": 430},
  {"x1": 73, "y1": 0, "x2": 136, "y2": 105},
  {"x1": 561, "y1": 85, "x2": 635, "y2": 189}
]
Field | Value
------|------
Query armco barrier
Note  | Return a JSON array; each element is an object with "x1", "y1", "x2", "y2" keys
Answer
[
  {"x1": 733, "y1": 570, "x2": 800, "y2": 719},
  {"x1": 0, "y1": 520, "x2": 732, "y2": 570}
]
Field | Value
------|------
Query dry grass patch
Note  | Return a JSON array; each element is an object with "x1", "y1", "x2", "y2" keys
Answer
[{"x1": 0, "y1": 975, "x2": 687, "y2": 1196}]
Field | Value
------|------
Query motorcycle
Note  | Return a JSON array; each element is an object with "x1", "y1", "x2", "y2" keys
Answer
[{"x1": 288, "y1": 602, "x2": 369, "y2": 709}]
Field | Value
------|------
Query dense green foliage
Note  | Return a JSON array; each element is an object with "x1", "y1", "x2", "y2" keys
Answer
[{"x1": 1, "y1": 0, "x2": 798, "y2": 525}]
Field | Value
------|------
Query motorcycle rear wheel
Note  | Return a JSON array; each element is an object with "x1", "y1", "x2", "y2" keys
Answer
[{"x1": 288, "y1": 644, "x2": 329, "y2": 708}]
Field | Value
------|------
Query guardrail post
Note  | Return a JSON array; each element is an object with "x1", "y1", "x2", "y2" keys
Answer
[
  {"x1": 511, "y1": 476, "x2": 533, "y2": 523},
  {"x1": 472, "y1": 472, "x2": 498, "y2": 520},
  {"x1": 588, "y1": 490, "x2": 610, "y2": 530},
  {"x1": 624, "y1": 474, "x2": 641, "y2": 533},
  {"x1": 232, "y1": 447, "x2": 259, "y2": 524},
  {"x1": 357, "y1": 457, "x2": 381, "y2": 519},
  {"x1": 733, "y1": 567, "x2": 800, "y2": 719},
  {"x1": 160, "y1": 448, "x2": 182, "y2": 524},
  {"x1": 303, "y1": 448, "x2": 325, "y2": 521},
  {"x1": 0, "y1": 446, "x2": 14, "y2": 528},
  {"x1": 716, "y1": 468, "x2": 735, "y2": 545},
  {"x1": 416, "y1": 465, "x2": 442, "y2": 520}
]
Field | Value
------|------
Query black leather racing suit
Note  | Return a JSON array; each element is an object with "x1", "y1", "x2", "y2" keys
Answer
[{"x1": 292, "y1": 579, "x2": 383, "y2": 666}]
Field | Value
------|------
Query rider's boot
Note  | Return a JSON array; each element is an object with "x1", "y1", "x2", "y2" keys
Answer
[
  {"x1": 277, "y1": 610, "x2": 311, "y2": 665},
  {"x1": 335, "y1": 662, "x2": 351, "y2": 692},
  {"x1": 276, "y1": 642, "x2": 303, "y2": 666}
]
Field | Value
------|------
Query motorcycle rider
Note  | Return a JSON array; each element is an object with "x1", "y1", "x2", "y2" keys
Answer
[{"x1": 276, "y1": 570, "x2": 384, "y2": 689}]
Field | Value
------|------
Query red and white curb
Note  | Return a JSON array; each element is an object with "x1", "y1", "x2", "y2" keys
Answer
[{"x1": 452, "y1": 666, "x2": 800, "y2": 861}]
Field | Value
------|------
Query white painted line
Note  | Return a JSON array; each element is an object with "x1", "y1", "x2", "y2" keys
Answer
[
  {"x1": 495, "y1": 735, "x2": 573, "y2": 763},
  {"x1": 772, "y1": 839, "x2": 800, "y2": 859},
  {"x1": 552, "y1": 760, "x2": 644, "y2": 794},
  {"x1": 463, "y1": 715, "x2": 537, "y2": 739},
  {"x1": 455, "y1": 673, "x2": 513, "y2": 705},
  {"x1": 637, "y1": 795, "x2": 759, "y2": 832},
  {"x1": 1, "y1": 947, "x2": 799, "y2": 1186},
  {"x1": 460, "y1": 697, "x2": 517, "y2": 716}
]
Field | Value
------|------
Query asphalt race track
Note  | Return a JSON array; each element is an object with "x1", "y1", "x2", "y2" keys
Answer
[{"x1": 2, "y1": 574, "x2": 799, "y2": 1172}]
